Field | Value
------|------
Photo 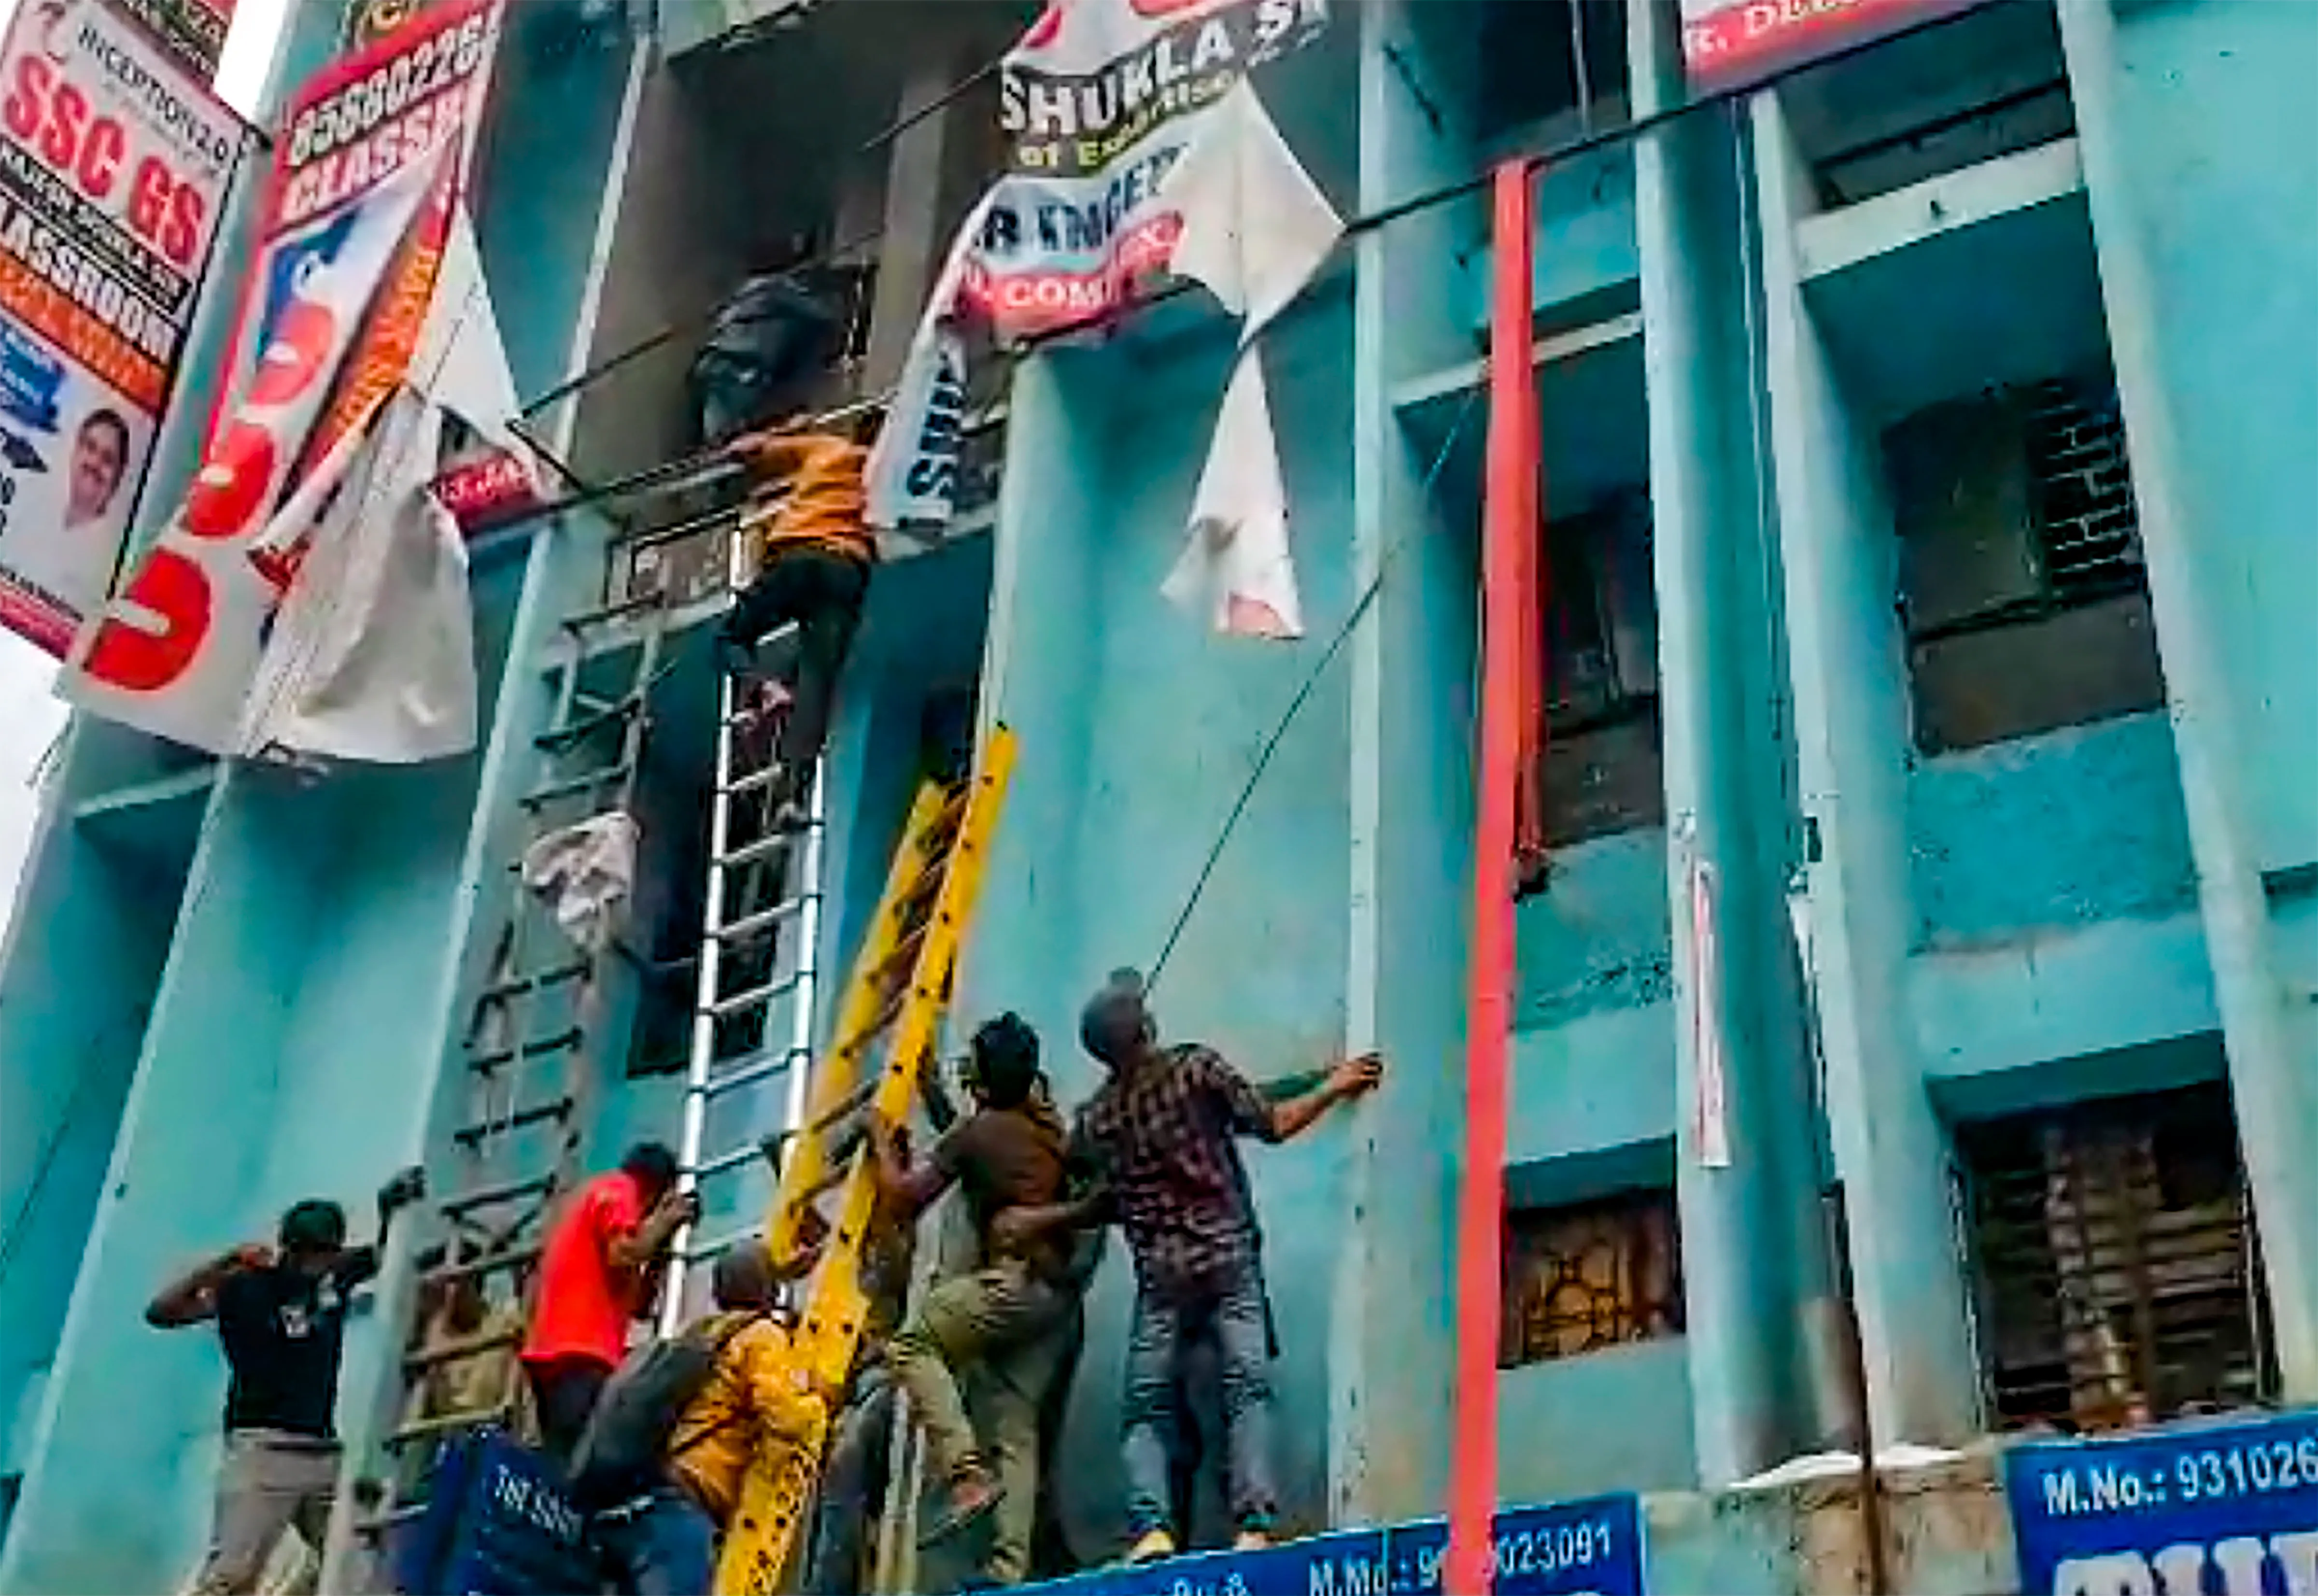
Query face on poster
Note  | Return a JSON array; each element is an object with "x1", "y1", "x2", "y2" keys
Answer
[{"x1": 0, "y1": 307, "x2": 151, "y2": 652}]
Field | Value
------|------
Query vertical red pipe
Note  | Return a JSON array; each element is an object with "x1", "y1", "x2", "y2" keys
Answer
[{"x1": 1448, "y1": 158, "x2": 1538, "y2": 1596}]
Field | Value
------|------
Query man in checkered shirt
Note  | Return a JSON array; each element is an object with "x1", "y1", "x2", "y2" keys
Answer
[{"x1": 1003, "y1": 968, "x2": 1382, "y2": 1563}]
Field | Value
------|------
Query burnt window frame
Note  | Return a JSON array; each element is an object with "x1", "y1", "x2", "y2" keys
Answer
[
  {"x1": 1950, "y1": 1082, "x2": 2278, "y2": 1435},
  {"x1": 1531, "y1": 489, "x2": 1666, "y2": 850},
  {"x1": 1500, "y1": 1182, "x2": 1686, "y2": 1370}
]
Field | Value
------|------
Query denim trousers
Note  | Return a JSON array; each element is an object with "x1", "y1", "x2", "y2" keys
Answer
[
  {"x1": 802, "y1": 1363, "x2": 896, "y2": 1596},
  {"x1": 1120, "y1": 1259, "x2": 1276, "y2": 1536},
  {"x1": 595, "y1": 1483, "x2": 716, "y2": 1596}
]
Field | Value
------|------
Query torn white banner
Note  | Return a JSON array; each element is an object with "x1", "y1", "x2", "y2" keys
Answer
[
  {"x1": 1162, "y1": 355, "x2": 1303, "y2": 638},
  {"x1": 865, "y1": 189, "x2": 995, "y2": 533},
  {"x1": 237, "y1": 207, "x2": 507, "y2": 764},
  {"x1": 1159, "y1": 82, "x2": 1342, "y2": 639},
  {"x1": 1166, "y1": 81, "x2": 1345, "y2": 342},
  {"x1": 522, "y1": 810, "x2": 640, "y2": 953}
]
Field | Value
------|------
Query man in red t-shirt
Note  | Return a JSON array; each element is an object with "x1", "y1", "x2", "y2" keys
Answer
[{"x1": 521, "y1": 1143, "x2": 697, "y2": 1461}]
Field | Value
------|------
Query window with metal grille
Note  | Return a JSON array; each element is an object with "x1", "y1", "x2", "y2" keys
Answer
[
  {"x1": 1886, "y1": 371, "x2": 2166, "y2": 752},
  {"x1": 1954, "y1": 1083, "x2": 2275, "y2": 1433},
  {"x1": 1500, "y1": 1185, "x2": 1685, "y2": 1368},
  {"x1": 1533, "y1": 492, "x2": 1665, "y2": 850}
]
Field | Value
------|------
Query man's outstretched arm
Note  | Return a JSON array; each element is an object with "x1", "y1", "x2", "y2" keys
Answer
[{"x1": 146, "y1": 1246, "x2": 269, "y2": 1329}]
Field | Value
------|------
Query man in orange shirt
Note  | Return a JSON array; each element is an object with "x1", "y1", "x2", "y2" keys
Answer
[
  {"x1": 521, "y1": 1143, "x2": 698, "y2": 1463},
  {"x1": 717, "y1": 424, "x2": 876, "y2": 819}
]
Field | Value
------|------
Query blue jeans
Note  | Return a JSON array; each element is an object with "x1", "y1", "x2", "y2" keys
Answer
[
  {"x1": 595, "y1": 1484, "x2": 716, "y2": 1596},
  {"x1": 1121, "y1": 1261, "x2": 1276, "y2": 1536}
]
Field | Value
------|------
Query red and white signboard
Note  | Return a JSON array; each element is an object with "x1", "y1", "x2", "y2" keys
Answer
[
  {"x1": 1682, "y1": 0, "x2": 1970, "y2": 80},
  {"x1": 0, "y1": 0, "x2": 243, "y2": 656},
  {"x1": 63, "y1": 0, "x2": 501, "y2": 750}
]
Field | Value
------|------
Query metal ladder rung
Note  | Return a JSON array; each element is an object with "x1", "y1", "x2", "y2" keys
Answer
[
  {"x1": 354, "y1": 1500, "x2": 433, "y2": 1538},
  {"x1": 440, "y1": 1173, "x2": 556, "y2": 1217},
  {"x1": 700, "y1": 1048, "x2": 806, "y2": 1100},
  {"x1": 711, "y1": 898, "x2": 806, "y2": 945},
  {"x1": 682, "y1": 1224, "x2": 761, "y2": 1265},
  {"x1": 452, "y1": 1096, "x2": 575, "y2": 1147},
  {"x1": 718, "y1": 832, "x2": 795, "y2": 872},
  {"x1": 468, "y1": 1028, "x2": 583, "y2": 1073},
  {"x1": 422, "y1": 1244, "x2": 543, "y2": 1287},
  {"x1": 478, "y1": 960, "x2": 589, "y2": 1003},
  {"x1": 721, "y1": 764, "x2": 788, "y2": 799},
  {"x1": 706, "y1": 972, "x2": 804, "y2": 1019},
  {"x1": 385, "y1": 1402, "x2": 517, "y2": 1452},
  {"x1": 403, "y1": 1325, "x2": 522, "y2": 1374},
  {"x1": 693, "y1": 1142, "x2": 769, "y2": 1180},
  {"x1": 520, "y1": 767, "x2": 635, "y2": 810},
  {"x1": 536, "y1": 693, "x2": 642, "y2": 753},
  {"x1": 560, "y1": 591, "x2": 668, "y2": 632}
]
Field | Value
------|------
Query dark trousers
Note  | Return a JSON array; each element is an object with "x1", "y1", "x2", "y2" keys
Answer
[
  {"x1": 594, "y1": 1483, "x2": 716, "y2": 1596},
  {"x1": 803, "y1": 1364, "x2": 895, "y2": 1596},
  {"x1": 525, "y1": 1356, "x2": 612, "y2": 1466},
  {"x1": 722, "y1": 547, "x2": 868, "y2": 770}
]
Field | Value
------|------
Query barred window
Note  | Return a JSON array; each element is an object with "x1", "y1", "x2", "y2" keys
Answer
[
  {"x1": 1955, "y1": 1083, "x2": 2275, "y2": 1433},
  {"x1": 1500, "y1": 1186, "x2": 1685, "y2": 1368},
  {"x1": 1886, "y1": 371, "x2": 2165, "y2": 752}
]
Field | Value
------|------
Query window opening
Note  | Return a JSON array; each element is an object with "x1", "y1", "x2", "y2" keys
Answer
[
  {"x1": 1473, "y1": 0, "x2": 1628, "y2": 151},
  {"x1": 1955, "y1": 1083, "x2": 2275, "y2": 1433},
  {"x1": 1888, "y1": 372, "x2": 2164, "y2": 752},
  {"x1": 1537, "y1": 491, "x2": 1664, "y2": 847},
  {"x1": 1500, "y1": 1184, "x2": 1685, "y2": 1368}
]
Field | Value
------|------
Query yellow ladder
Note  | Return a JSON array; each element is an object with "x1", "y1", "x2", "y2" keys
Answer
[{"x1": 713, "y1": 723, "x2": 1018, "y2": 1596}]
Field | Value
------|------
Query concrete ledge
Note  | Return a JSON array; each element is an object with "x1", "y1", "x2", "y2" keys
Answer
[{"x1": 1798, "y1": 137, "x2": 2084, "y2": 283}]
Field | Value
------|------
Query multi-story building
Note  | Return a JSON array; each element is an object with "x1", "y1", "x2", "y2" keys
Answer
[{"x1": 0, "y1": 0, "x2": 2312, "y2": 1590}]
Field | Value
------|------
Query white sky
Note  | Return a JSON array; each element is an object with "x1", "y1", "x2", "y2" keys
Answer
[{"x1": 0, "y1": 0, "x2": 290, "y2": 936}]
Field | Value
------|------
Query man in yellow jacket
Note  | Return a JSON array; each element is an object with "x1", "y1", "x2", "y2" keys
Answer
[
  {"x1": 718, "y1": 425, "x2": 876, "y2": 819},
  {"x1": 594, "y1": 1245, "x2": 827, "y2": 1596}
]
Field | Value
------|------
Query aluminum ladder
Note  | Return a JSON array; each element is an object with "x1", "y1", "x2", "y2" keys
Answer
[
  {"x1": 343, "y1": 578, "x2": 677, "y2": 1565},
  {"x1": 658, "y1": 650, "x2": 830, "y2": 1327},
  {"x1": 709, "y1": 724, "x2": 1016, "y2": 1596}
]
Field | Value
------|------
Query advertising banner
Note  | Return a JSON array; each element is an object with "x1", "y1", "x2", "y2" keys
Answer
[
  {"x1": 1682, "y1": 0, "x2": 1972, "y2": 82},
  {"x1": 108, "y1": 0, "x2": 236, "y2": 81},
  {"x1": 2002, "y1": 1411, "x2": 2318, "y2": 1596},
  {"x1": 0, "y1": 0, "x2": 243, "y2": 654},
  {"x1": 968, "y1": 0, "x2": 1328, "y2": 336},
  {"x1": 64, "y1": 0, "x2": 499, "y2": 750}
]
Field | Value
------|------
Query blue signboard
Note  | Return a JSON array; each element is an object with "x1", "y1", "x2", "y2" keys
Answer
[
  {"x1": 2003, "y1": 1410, "x2": 2318, "y2": 1596},
  {"x1": 393, "y1": 1429, "x2": 599, "y2": 1596},
  {"x1": 1016, "y1": 1494, "x2": 1645, "y2": 1596}
]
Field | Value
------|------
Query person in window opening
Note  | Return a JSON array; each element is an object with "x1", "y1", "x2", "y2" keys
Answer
[
  {"x1": 997, "y1": 970, "x2": 1384, "y2": 1563},
  {"x1": 715, "y1": 414, "x2": 876, "y2": 829},
  {"x1": 690, "y1": 238, "x2": 843, "y2": 448},
  {"x1": 867, "y1": 1013, "x2": 1098, "y2": 1588},
  {"x1": 520, "y1": 1143, "x2": 699, "y2": 1465},
  {"x1": 146, "y1": 1168, "x2": 426, "y2": 1596},
  {"x1": 64, "y1": 408, "x2": 129, "y2": 533}
]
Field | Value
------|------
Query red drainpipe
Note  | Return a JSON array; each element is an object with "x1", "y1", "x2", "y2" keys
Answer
[{"x1": 1448, "y1": 156, "x2": 1540, "y2": 1596}]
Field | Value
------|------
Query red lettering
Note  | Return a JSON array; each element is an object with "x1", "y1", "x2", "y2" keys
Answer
[
  {"x1": 246, "y1": 298, "x2": 338, "y2": 407},
  {"x1": 183, "y1": 424, "x2": 277, "y2": 541},
  {"x1": 128, "y1": 156, "x2": 168, "y2": 244},
  {"x1": 76, "y1": 116, "x2": 123, "y2": 201},
  {"x1": 1, "y1": 55, "x2": 48, "y2": 142},
  {"x1": 39, "y1": 83, "x2": 85, "y2": 171},
  {"x1": 85, "y1": 547, "x2": 211, "y2": 693},
  {"x1": 162, "y1": 180, "x2": 205, "y2": 267}
]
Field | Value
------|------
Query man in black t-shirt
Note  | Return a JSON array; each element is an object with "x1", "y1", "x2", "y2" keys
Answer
[{"x1": 147, "y1": 1169, "x2": 423, "y2": 1596}]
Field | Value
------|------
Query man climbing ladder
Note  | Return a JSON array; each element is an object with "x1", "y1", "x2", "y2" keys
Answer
[{"x1": 717, "y1": 419, "x2": 877, "y2": 827}]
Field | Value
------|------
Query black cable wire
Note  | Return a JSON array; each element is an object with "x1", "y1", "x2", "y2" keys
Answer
[
  {"x1": 1146, "y1": 385, "x2": 1480, "y2": 993},
  {"x1": 511, "y1": 0, "x2": 2020, "y2": 458}
]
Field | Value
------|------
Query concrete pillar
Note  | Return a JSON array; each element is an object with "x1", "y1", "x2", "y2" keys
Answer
[
  {"x1": 862, "y1": 53, "x2": 961, "y2": 393},
  {"x1": 1749, "y1": 91, "x2": 1984, "y2": 1448},
  {"x1": 1630, "y1": 0, "x2": 1837, "y2": 1485},
  {"x1": 2056, "y1": 0, "x2": 2318, "y2": 1399}
]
